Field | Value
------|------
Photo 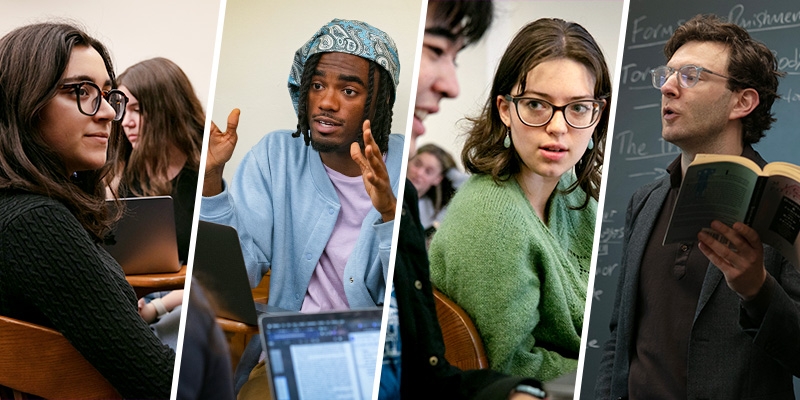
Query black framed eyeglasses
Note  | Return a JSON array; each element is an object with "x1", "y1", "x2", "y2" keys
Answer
[
  {"x1": 503, "y1": 94, "x2": 605, "y2": 129},
  {"x1": 60, "y1": 81, "x2": 128, "y2": 121},
  {"x1": 650, "y1": 65, "x2": 734, "y2": 89}
]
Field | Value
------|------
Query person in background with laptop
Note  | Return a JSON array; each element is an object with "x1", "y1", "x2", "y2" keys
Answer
[
  {"x1": 108, "y1": 56, "x2": 204, "y2": 265},
  {"x1": 0, "y1": 22, "x2": 174, "y2": 398},
  {"x1": 105, "y1": 57, "x2": 205, "y2": 348},
  {"x1": 201, "y1": 18, "x2": 404, "y2": 396},
  {"x1": 379, "y1": 1, "x2": 545, "y2": 399}
]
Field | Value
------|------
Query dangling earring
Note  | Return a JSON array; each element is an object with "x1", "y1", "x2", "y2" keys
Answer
[
  {"x1": 503, "y1": 127, "x2": 511, "y2": 149},
  {"x1": 587, "y1": 136, "x2": 594, "y2": 151}
]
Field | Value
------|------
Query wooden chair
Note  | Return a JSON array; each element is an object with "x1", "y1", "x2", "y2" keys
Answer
[
  {"x1": 432, "y1": 288, "x2": 489, "y2": 370},
  {"x1": 0, "y1": 315, "x2": 121, "y2": 399}
]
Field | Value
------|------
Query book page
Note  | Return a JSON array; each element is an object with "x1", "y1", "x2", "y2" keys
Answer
[
  {"x1": 349, "y1": 330, "x2": 380, "y2": 400},
  {"x1": 750, "y1": 175, "x2": 800, "y2": 268},
  {"x1": 692, "y1": 153, "x2": 762, "y2": 174},
  {"x1": 664, "y1": 160, "x2": 759, "y2": 244},
  {"x1": 764, "y1": 161, "x2": 800, "y2": 183},
  {"x1": 290, "y1": 341, "x2": 362, "y2": 400}
]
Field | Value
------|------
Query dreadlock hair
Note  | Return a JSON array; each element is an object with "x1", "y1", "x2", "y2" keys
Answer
[{"x1": 292, "y1": 53, "x2": 396, "y2": 153}]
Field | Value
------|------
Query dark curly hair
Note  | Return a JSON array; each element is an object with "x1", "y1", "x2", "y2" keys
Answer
[
  {"x1": 664, "y1": 14, "x2": 783, "y2": 144},
  {"x1": 292, "y1": 53, "x2": 395, "y2": 153}
]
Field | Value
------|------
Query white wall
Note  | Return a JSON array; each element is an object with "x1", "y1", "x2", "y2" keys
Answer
[
  {"x1": 417, "y1": 0, "x2": 626, "y2": 170},
  {"x1": 0, "y1": 0, "x2": 221, "y2": 110},
  {"x1": 212, "y1": 0, "x2": 424, "y2": 182}
]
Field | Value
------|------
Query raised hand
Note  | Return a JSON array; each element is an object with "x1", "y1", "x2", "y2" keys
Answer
[
  {"x1": 350, "y1": 120, "x2": 396, "y2": 222},
  {"x1": 203, "y1": 108, "x2": 240, "y2": 196}
]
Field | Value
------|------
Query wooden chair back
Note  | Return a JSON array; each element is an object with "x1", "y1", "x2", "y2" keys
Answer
[
  {"x1": 0, "y1": 315, "x2": 121, "y2": 399},
  {"x1": 432, "y1": 288, "x2": 489, "y2": 370}
]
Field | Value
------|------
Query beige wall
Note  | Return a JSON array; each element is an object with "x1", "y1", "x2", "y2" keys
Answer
[
  {"x1": 0, "y1": 0, "x2": 222, "y2": 109},
  {"x1": 212, "y1": 0, "x2": 424, "y2": 182},
  {"x1": 416, "y1": 0, "x2": 626, "y2": 170}
]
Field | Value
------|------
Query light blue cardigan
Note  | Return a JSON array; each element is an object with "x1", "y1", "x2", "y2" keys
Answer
[{"x1": 200, "y1": 130, "x2": 404, "y2": 311}]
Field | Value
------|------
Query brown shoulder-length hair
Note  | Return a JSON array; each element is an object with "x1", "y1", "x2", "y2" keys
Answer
[
  {"x1": 0, "y1": 22, "x2": 122, "y2": 240},
  {"x1": 461, "y1": 18, "x2": 611, "y2": 209},
  {"x1": 108, "y1": 57, "x2": 204, "y2": 197}
]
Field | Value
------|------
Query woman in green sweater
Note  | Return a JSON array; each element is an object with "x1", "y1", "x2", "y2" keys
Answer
[{"x1": 429, "y1": 18, "x2": 610, "y2": 382}]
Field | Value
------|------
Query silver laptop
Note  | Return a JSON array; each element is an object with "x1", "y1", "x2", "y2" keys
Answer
[
  {"x1": 258, "y1": 308, "x2": 383, "y2": 400},
  {"x1": 102, "y1": 196, "x2": 181, "y2": 275}
]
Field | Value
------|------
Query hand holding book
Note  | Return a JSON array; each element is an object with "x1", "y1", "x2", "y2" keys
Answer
[
  {"x1": 664, "y1": 153, "x2": 800, "y2": 270},
  {"x1": 697, "y1": 220, "x2": 768, "y2": 300}
]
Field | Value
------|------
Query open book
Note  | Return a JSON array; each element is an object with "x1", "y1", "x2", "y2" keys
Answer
[{"x1": 664, "y1": 154, "x2": 800, "y2": 268}]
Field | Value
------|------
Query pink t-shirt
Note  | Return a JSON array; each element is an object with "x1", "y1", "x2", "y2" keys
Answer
[{"x1": 300, "y1": 164, "x2": 373, "y2": 313}]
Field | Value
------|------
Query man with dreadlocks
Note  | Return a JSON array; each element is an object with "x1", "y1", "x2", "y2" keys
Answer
[{"x1": 200, "y1": 19, "x2": 404, "y2": 396}]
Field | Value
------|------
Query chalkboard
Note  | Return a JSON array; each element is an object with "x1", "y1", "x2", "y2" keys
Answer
[{"x1": 581, "y1": 1, "x2": 800, "y2": 398}]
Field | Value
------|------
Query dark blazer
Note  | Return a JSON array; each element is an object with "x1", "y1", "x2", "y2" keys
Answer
[{"x1": 595, "y1": 151, "x2": 800, "y2": 400}]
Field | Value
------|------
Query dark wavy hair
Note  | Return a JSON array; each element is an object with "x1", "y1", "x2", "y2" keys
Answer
[
  {"x1": 0, "y1": 22, "x2": 122, "y2": 239},
  {"x1": 664, "y1": 14, "x2": 783, "y2": 145},
  {"x1": 461, "y1": 18, "x2": 610, "y2": 209},
  {"x1": 427, "y1": 0, "x2": 494, "y2": 47},
  {"x1": 292, "y1": 53, "x2": 395, "y2": 153},
  {"x1": 108, "y1": 57, "x2": 204, "y2": 197}
]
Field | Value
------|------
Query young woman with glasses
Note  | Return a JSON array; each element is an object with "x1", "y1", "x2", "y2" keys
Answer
[
  {"x1": 0, "y1": 22, "x2": 174, "y2": 398},
  {"x1": 429, "y1": 18, "x2": 610, "y2": 382}
]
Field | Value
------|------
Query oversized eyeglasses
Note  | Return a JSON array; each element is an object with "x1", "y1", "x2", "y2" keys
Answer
[
  {"x1": 650, "y1": 65, "x2": 733, "y2": 89},
  {"x1": 60, "y1": 81, "x2": 128, "y2": 121},
  {"x1": 503, "y1": 95, "x2": 605, "y2": 129}
]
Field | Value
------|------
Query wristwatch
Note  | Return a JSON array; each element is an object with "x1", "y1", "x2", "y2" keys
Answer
[{"x1": 511, "y1": 384, "x2": 547, "y2": 399}]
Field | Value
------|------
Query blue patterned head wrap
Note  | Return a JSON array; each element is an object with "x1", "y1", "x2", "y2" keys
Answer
[{"x1": 288, "y1": 18, "x2": 400, "y2": 114}]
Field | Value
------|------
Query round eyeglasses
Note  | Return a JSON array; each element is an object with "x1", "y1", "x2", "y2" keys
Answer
[
  {"x1": 61, "y1": 81, "x2": 128, "y2": 121},
  {"x1": 504, "y1": 95, "x2": 605, "y2": 129},
  {"x1": 650, "y1": 65, "x2": 734, "y2": 89}
]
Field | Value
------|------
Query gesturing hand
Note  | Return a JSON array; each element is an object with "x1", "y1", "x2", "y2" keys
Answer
[
  {"x1": 350, "y1": 120, "x2": 396, "y2": 222},
  {"x1": 203, "y1": 108, "x2": 240, "y2": 196}
]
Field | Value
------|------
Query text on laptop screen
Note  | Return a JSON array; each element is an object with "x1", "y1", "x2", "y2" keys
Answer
[{"x1": 262, "y1": 310, "x2": 382, "y2": 400}]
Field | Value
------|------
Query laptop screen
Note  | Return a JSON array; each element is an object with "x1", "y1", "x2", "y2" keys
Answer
[{"x1": 259, "y1": 308, "x2": 383, "y2": 400}]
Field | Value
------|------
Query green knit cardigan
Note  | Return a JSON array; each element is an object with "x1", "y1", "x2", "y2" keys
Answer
[{"x1": 429, "y1": 173, "x2": 595, "y2": 382}]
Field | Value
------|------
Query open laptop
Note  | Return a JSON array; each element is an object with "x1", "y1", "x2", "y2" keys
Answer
[
  {"x1": 258, "y1": 308, "x2": 383, "y2": 400},
  {"x1": 102, "y1": 196, "x2": 181, "y2": 275},
  {"x1": 192, "y1": 220, "x2": 280, "y2": 325}
]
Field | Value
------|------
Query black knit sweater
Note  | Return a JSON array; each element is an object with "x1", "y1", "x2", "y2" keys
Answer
[{"x1": 0, "y1": 191, "x2": 175, "y2": 399}]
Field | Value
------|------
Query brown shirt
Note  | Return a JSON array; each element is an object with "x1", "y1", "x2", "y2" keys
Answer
[{"x1": 627, "y1": 146, "x2": 772, "y2": 399}]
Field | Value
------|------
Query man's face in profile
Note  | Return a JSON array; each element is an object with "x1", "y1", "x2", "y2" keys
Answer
[{"x1": 410, "y1": 9, "x2": 465, "y2": 156}]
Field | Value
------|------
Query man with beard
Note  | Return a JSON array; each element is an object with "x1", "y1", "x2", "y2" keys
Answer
[{"x1": 596, "y1": 14, "x2": 800, "y2": 400}]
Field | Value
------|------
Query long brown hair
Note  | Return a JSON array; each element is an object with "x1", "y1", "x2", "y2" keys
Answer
[
  {"x1": 109, "y1": 57, "x2": 204, "y2": 196},
  {"x1": 461, "y1": 18, "x2": 611, "y2": 209},
  {"x1": 0, "y1": 22, "x2": 122, "y2": 239}
]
